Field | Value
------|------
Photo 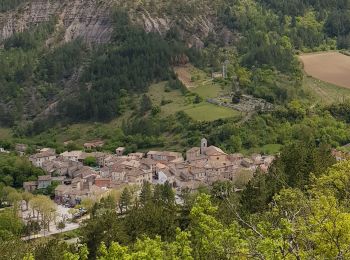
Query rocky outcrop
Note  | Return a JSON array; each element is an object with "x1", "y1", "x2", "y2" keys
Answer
[
  {"x1": 0, "y1": 0, "x2": 234, "y2": 125},
  {"x1": 0, "y1": 0, "x2": 113, "y2": 44},
  {"x1": 0, "y1": 0, "x2": 223, "y2": 46}
]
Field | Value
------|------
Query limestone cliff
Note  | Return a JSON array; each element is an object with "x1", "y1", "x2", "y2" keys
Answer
[
  {"x1": 0, "y1": 0, "x2": 113, "y2": 44},
  {"x1": 0, "y1": 0, "x2": 229, "y2": 46},
  {"x1": 0, "y1": 0, "x2": 234, "y2": 126}
]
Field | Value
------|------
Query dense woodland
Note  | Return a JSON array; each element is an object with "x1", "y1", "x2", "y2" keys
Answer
[
  {"x1": 1, "y1": 0, "x2": 350, "y2": 154},
  {"x1": 2, "y1": 0, "x2": 350, "y2": 129}
]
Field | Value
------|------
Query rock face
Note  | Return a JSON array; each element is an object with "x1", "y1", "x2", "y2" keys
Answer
[
  {"x1": 0, "y1": 0, "x2": 113, "y2": 44},
  {"x1": 0, "y1": 0, "x2": 224, "y2": 46},
  {"x1": 135, "y1": 9, "x2": 215, "y2": 48},
  {"x1": 0, "y1": 0, "x2": 234, "y2": 125}
]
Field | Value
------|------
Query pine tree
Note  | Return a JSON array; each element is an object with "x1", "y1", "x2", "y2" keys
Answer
[
  {"x1": 140, "y1": 182, "x2": 152, "y2": 206},
  {"x1": 119, "y1": 187, "x2": 131, "y2": 214},
  {"x1": 139, "y1": 94, "x2": 152, "y2": 115}
]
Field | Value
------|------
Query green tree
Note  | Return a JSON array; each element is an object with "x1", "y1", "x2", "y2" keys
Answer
[
  {"x1": 140, "y1": 182, "x2": 152, "y2": 206},
  {"x1": 83, "y1": 156, "x2": 97, "y2": 167},
  {"x1": 190, "y1": 194, "x2": 248, "y2": 259},
  {"x1": 57, "y1": 221, "x2": 65, "y2": 233},
  {"x1": 119, "y1": 187, "x2": 132, "y2": 213},
  {"x1": 0, "y1": 209, "x2": 24, "y2": 238},
  {"x1": 139, "y1": 94, "x2": 152, "y2": 115},
  {"x1": 22, "y1": 191, "x2": 33, "y2": 211}
]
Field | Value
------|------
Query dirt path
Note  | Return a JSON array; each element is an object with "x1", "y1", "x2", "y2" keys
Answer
[{"x1": 174, "y1": 65, "x2": 196, "y2": 88}]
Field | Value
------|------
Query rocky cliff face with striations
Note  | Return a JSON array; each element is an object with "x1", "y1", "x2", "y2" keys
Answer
[
  {"x1": 0, "y1": 0, "x2": 234, "y2": 127},
  {"x1": 0, "y1": 0, "x2": 229, "y2": 46},
  {"x1": 0, "y1": 0, "x2": 113, "y2": 44}
]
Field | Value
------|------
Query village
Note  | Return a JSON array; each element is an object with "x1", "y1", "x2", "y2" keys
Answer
[{"x1": 22, "y1": 138, "x2": 275, "y2": 207}]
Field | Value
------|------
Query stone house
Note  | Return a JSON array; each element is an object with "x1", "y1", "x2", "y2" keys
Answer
[
  {"x1": 15, "y1": 143, "x2": 27, "y2": 155},
  {"x1": 42, "y1": 158, "x2": 83, "y2": 176},
  {"x1": 147, "y1": 151, "x2": 183, "y2": 162},
  {"x1": 186, "y1": 147, "x2": 202, "y2": 162},
  {"x1": 72, "y1": 166, "x2": 97, "y2": 180},
  {"x1": 95, "y1": 178, "x2": 111, "y2": 188},
  {"x1": 128, "y1": 152, "x2": 144, "y2": 160},
  {"x1": 204, "y1": 146, "x2": 228, "y2": 162},
  {"x1": 37, "y1": 175, "x2": 52, "y2": 189},
  {"x1": 115, "y1": 147, "x2": 126, "y2": 156},
  {"x1": 55, "y1": 180, "x2": 108, "y2": 206},
  {"x1": 103, "y1": 155, "x2": 128, "y2": 167},
  {"x1": 186, "y1": 138, "x2": 228, "y2": 162},
  {"x1": 126, "y1": 169, "x2": 153, "y2": 186},
  {"x1": 29, "y1": 150, "x2": 57, "y2": 167},
  {"x1": 90, "y1": 152, "x2": 109, "y2": 166},
  {"x1": 84, "y1": 140, "x2": 105, "y2": 150},
  {"x1": 60, "y1": 151, "x2": 87, "y2": 162},
  {"x1": 23, "y1": 181, "x2": 38, "y2": 192}
]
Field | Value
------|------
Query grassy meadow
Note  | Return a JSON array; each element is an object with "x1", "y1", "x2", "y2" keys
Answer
[
  {"x1": 183, "y1": 103, "x2": 241, "y2": 121},
  {"x1": 303, "y1": 75, "x2": 350, "y2": 105}
]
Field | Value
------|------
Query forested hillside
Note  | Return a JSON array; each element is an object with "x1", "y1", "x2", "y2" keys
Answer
[
  {"x1": 1, "y1": 0, "x2": 350, "y2": 129},
  {"x1": 1, "y1": 0, "x2": 350, "y2": 155}
]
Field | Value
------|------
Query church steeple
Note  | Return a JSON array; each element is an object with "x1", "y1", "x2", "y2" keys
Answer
[{"x1": 200, "y1": 138, "x2": 207, "y2": 155}]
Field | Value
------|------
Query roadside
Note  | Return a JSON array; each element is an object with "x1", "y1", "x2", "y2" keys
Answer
[{"x1": 21, "y1": 204, "x2": 88, "y2": 241}]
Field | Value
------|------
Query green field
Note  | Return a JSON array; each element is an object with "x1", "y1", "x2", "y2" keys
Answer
[
  {"x1": 191, "y1": 82, "x2": 228, "y2": 99},
  {"x1": 148, "y1": 82, "x2": 189, "y2": 116},
  {"x1": 0, "y1": 128, "x2": 11, "y2": 140},
  {"x1": 303, "y1": 75, "x2": 350, "y2": 105},
  {"x1": 183, "y1": 103, "x2": 241, "y2": 121},
  {"x1": 148, "y1": 80, "x2": 239, "y2": 122},
  {"x1": 189, "y1": 68, "x2": 230, "y2": 98}
]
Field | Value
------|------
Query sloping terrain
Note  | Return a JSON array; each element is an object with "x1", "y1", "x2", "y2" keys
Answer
[{"x1": 0, "y1": 0, "x2": 234, "y2": 129}]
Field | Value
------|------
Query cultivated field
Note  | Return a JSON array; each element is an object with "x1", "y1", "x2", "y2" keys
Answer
[{"x1": 300, "y1": 52, "x2": 350, "y2": 89}]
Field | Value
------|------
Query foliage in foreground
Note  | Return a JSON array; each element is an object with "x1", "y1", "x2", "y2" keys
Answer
[{"x1": 2, "y1": 144, "x2": 350, "y2": 259}]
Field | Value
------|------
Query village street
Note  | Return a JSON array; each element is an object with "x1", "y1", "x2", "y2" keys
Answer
[{"x1": 21, "y1": 204, "x2": 86, "y2": 241}]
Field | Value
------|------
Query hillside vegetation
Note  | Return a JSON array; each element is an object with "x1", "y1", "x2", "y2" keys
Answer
[{"x1": 1, "y1": 0, "x2": 350, "y2": 153}]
